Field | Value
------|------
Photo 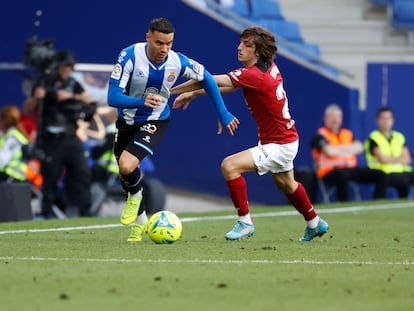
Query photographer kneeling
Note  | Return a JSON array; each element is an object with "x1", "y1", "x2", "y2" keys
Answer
[{"x1": 24, "y1": 51, "x2": 96, "y2": 218}]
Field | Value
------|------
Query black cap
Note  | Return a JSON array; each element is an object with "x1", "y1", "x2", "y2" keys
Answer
[{"x1": 55, "y1": 50, "x2": 75, "y2": 66}]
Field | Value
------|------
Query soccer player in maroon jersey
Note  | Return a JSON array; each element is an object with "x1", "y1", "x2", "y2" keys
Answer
[{"x1": 171, "y1": 26, "x2": 328, "y2": 242}]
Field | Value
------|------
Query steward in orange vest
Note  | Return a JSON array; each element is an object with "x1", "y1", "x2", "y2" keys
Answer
[{"x1": 312, "y1": 127, "x2": 357, "y2": 178}]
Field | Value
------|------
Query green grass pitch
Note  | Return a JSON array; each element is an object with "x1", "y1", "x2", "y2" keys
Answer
[{"x1": 0, "y1": 200, "x2": 413, "y2": 311}]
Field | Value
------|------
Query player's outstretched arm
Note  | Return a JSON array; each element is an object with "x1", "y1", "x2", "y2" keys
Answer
[
  {"x1": 170, "y1": 79, "x2": 202, "y2": 95},
  {"x1": 172, "y1": 90, "x2": 200, "y2": 110},
  {"x1": 199, "y1": 70, "x2": 239, "y2": 136}
]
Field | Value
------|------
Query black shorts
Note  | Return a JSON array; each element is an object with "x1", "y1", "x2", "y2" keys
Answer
[{"x1": 113, "y1": 119, "x2": 170, "y2": 161}]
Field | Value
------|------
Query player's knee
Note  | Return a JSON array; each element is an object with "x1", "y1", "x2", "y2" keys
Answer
[
  {"x1": 221, "y1": 157, "x2": 235, "y2": 176},
  {"x1": 275, "y1": 178, "x2": 297, "y2": 195},
  {"x1": 118, "y1": 160, "x2": 137, "y2": 176}
]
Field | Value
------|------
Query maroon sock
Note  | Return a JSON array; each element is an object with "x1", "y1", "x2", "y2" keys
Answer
[
  {"x1": 287, "y1": 182, "x2": 317, "y2": 221},
  {"x1": 226, "y1": 176, "x2": 249, "y2": 216}
]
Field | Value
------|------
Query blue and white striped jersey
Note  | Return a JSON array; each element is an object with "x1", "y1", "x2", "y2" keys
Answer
[{"x1": 107, "y1": 42, "x2": 205, "y2": 125}]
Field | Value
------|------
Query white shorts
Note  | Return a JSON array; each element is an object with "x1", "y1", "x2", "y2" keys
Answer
[{"x1": 249, "y1": 140, "x2": 299, "y2": 176}]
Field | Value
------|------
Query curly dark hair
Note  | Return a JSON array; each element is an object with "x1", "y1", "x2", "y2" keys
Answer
[{"x1": 240, "y1": 26, "x2": 278, "y2": 64}]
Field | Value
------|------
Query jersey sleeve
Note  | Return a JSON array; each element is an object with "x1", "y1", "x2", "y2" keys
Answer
[
  {"x1": 176, "y1": 53, "x2": 205, "y2": 81},
  {"x1": 228, "y1": 67, "x2": 256, "y2": 88},
  {"x1": 107, "y1": 46, "x2": 145, "y2": 109}
]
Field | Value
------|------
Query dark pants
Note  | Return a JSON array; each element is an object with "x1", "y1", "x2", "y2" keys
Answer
[
  {"x1": 40, "y1": 134, "x2": 91, "y2": 217},
  {"x1": 386, "y1": 172, "x2": 414, "y2": 198},
  {"x1": 323, "y1": 167, "x2": 387, "y2": 202}
]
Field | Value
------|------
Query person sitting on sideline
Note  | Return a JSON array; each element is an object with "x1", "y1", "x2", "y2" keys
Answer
[
  {"x1": 365, "y1": 107, "x2": 414, "y2": 198},
  {"x1": 311, "y1": 103, "x2": 387, "y2": 202},
  {"x1": 0, "y1": 105, "x2": 31, "y2": 183}
]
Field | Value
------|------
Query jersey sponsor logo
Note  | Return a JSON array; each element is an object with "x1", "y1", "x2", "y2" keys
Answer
[
  {"x1": 233, "y1": 69, "x2": 242, "y2": 76},
  {"x1": 111, "y1": 64, "x2": 122, "y2": 80},
  {"x1": 189, "y1": 59, "x2": 202, "y2": 74},
  {"x1": 140, "y1": 123, "x2": 157, "y2": 134},
  {"x1": 167, "y1": 71, "x2": 176, "y2": 82},
  {"x1": 118, "y1": 50, "x2": 127, "y2": 63},
  {"x1": 142, "y1": 135, "x2": 151, "y2": 143},
  {"x1": 286, "y1": 119, "x2": 295, "y2": 130},
  {"x1": 229, "y1": 69, "x2": 242, "y2": 81},
  {"x1": 144, "y1": 87, "x2": 159, "y2": 95},
  {"x1": 258, "y1": 145, "x2": 269, "y2": 159}
]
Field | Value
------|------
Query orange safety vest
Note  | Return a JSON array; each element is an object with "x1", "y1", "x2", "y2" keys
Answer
[
  {"x1": 312, "y1": 127, "x2": 357, "y2": 178},
  {"x1": 26, "y1": 159, "x2": 43, "y2": 189}
]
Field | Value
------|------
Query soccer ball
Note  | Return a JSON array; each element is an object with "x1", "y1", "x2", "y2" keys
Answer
[{"x1": 147, "y1": 211, "x2": 182, "y2": 244}]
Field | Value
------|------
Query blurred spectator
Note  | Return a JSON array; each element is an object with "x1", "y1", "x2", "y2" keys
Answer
[
  {"x1": 0, "y1": 105, "x2": 30, "y2": 183},
  {"x1": 311, "y1": 103, "x2": 387, "y2": 201},
  {"x1": 23, "y1": 50, "x2": 97, "y2": 218},
  {"x1": 365, "y1": 107, "x2": 414, "y2": 198}
]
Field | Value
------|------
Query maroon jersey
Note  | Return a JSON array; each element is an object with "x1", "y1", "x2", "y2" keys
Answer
[{"x1": 228, "y1": 62, "x2": 298, "y2": 144}]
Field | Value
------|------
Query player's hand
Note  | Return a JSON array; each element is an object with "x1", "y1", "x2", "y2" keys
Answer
[
  {"x1": 144, "y1": 93, "x2": 162, "y2": 108},
  {"x1": 172, "y1": 92, "x2": 197, "y2": 110},
  {"x1": 217, "y1": 117, "x2": 240, "y2": 136}
]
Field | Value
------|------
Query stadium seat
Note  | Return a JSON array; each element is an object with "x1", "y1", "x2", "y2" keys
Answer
[
  {"x1": 391, "y1": 0, "x2": 414, "y2": 29},
  {"x1": 267, "y1": 20, "x2": 304, "y2": 43},
  {"x1": 228, "y1": 0, "x2": 251, "y2": 18},
  {"x1": 297, "y1": 42, "x2": 321, "y2": 59},
  {"x1": 250, "y1": 0, "x2": 284, "y2": 20}
]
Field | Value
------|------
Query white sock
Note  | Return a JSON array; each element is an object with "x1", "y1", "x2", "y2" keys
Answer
[
  {"x1": 238, "y1": 214, "x2": 253, "y2": 225},
  {"x1": 307, "y1": 216, "x2": 320, "y2": 229},
  {"x1": 137, "y1": 210, "x2": 148, "y2": 225},
  {"x1": 129, "y1": 189, "x2": 142, "y2": 199}
]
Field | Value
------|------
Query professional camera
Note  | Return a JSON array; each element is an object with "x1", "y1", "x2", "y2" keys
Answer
[
  {"x1": 60, "y1": 98, "x2": 97, "y2": 123},
  {"x1": 24, "y1": 38, "x2": 57, "y2": 78}
]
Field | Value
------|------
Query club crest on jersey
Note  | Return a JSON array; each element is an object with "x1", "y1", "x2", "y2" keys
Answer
[
  {"x1": 167, "y1": 71, "x2": 176, "y2": 82},
  {"x1": 111, "y1": 64, "x2": 122, "y2": 80}
]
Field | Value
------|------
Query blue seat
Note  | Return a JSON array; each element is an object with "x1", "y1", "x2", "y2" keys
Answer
[
  {"x1": 392, "y1": 0, "x2": 414, "y2": 29},
  {"x1": 267, "y1": 20, "x2": 304, "y2": 42},
  {"x1": 228, "y1": 0, "x2": 251, "y2": 18},
  {"x1": 250, "y1": 0, "x2": 284, "y2": 20},
  {"x1": 297, "y1": 42, "x2": 321, "y2": 59}
]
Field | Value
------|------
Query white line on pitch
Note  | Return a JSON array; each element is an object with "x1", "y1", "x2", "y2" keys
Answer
[
  {"x1": 0, "y1": 256, "x2": 412, "y2": 266},
  {"x1": 0, "y1": 201, "x2": 413, "y2": 236}
]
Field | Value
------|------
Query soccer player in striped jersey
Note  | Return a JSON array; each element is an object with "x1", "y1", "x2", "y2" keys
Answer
[
  {"x1": 107, "y1": 17, "x2": 239, "y2": 242},
  {"x1": 171, "y1": 26, "x2": 329, "y2": 242}
]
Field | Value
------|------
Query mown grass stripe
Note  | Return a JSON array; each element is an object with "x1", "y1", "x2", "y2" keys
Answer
[
  {"x1": 0, "y1": 256, "x2": 412, "y2": 266},
  {"x1": 0, "y1": 201, "x2": 413, "y2": 235}
]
